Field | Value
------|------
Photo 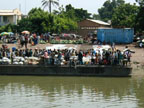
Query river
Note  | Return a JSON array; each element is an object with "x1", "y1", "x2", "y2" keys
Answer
[{"x1": 0, "y1": 75, "x2": 144, "y2": 108}]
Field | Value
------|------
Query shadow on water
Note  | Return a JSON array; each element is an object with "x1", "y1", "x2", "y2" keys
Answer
[{"x1": 0, "y1": 76, "x2": 144, "y2": 107}]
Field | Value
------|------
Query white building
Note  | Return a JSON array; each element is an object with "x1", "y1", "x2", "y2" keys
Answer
[{"x1": 0, "y1": 8, "x2": 22, "y2": 26}]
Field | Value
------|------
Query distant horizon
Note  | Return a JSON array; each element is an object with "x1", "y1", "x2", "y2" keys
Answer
[{"x1": 0, "y1": 0, "x2": 137, "y2": 15}]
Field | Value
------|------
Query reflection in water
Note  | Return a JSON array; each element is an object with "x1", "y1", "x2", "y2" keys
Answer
[{"x1": 0, "y1": 76, "x2": 144, "y2": 108}]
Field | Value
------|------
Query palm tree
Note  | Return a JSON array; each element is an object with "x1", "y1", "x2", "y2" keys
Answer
[{"x1": 42, "y1": 0, "x2": 59, "y2": 13}]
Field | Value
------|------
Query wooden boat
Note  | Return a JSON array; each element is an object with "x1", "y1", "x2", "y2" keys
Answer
[{"x1": 0, "y1": 65, "x2": 132, "y2": 77}]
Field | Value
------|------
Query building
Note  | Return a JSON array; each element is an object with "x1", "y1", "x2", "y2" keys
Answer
[
  {"x1": 78, "y1": 19, "x2": 111, "y2": 37},
  {"x1": 0, "y1": 9, "x2": 22, "y2": 26}
]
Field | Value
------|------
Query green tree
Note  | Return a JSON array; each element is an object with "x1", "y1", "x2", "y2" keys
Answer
[
  {"x1": 42, "y1": 0, "x2": 59, "y2": 13},
  {"x1": 17, "y1": 8, "x2": 78, "y2": 34},
  {"x1": 92, "y1": 14, "x2": 101, "y2": 20},
  {"x1": 58, "y1": 4, "x2": 91, "y2": 22},
  {"x1": 112, "y1": 3, "x2": 138, "y2": 28},
  {"x1": 0, "y1": 24, "x2": 14, "y2": 33},
  {"x1": 135, "y1": 0, "x2": 144, "y2": 32},
  {"x1": 17, "y1": 18, "x2": 32, "y2": 33},
  {"x1": 98, "y1": 0, "x2": 125, "y2": 21},
  {"x1": 136, "y1": 0, "x2": 144, "y2": 6}
]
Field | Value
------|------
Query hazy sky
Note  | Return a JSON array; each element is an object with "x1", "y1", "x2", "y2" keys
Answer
[{"x1": 0, "y1": 0, "x2": 137, "y2": 15}]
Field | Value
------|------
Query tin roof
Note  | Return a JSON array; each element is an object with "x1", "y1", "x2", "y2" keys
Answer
[{"x1": 87, "y1": 19, "x2": 110, "y2": 26}]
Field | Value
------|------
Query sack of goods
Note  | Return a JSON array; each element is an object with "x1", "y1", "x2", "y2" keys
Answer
[
  {"x1": 27, "y1": 57, "x2": 40, "y2": 65},
  {"x1": 0, "y1": 57, "x2": 11, "y2": 64},
  {"x1": 13, "y1": 57, "x2": 25, "y2": 65}
]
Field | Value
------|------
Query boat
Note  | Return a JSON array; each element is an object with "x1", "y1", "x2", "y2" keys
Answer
[{"x1": 0, "y1": 65, "x2": 132, "y2": 77}]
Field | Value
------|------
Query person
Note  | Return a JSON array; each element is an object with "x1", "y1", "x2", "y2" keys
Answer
[
  {"x1": 98, "y1": 50, "x2": 102, "y2": 64},
  {"x1": 20, "y1": 35, "x2": 25, "y2": 48},
  {"x1": 123, "y1": 51, "x2": 128, "y2": 66},
  {"x1": 24, "y1": 35, "x2": 28, "y2": 49},
  {"x1": 127, "y1": 51, "x2": 132, "y2": 65},
  {"x1": 91, "y1": 53, "x2": 95, "y2": 65},
  {"x1": 78, "y1": 50, "x2": 83, "y2": 65},
  {"x1": 33, "y1": 48, "x2": 39, "y2": 57},
  {"x1": 29, "y1": 49, "x2": 33, "y2": 57},
  {"x1": 19, "y1": 50, "x2": 23, "y2": 57},
  {"x1": 37, "y1": 35, "x2": 41, "y2": 44},
  {"x1": 123, "y1": 46, "x2": 129, "y2": 52},
  {"x1": 57, "y1": 52, "x2": 62, "y2": 65},
  {"x1": 11, "y1": 50, "x2": 16, "y2": 64},
  {"x1": 118, "y1": 50, "x2": 123, "y2": 65},
  {"x1": 51, "y1": 52, "x2": 55, "y2": 65},
  {"x1": 44, "y1": 50, "x2": 48, "y2": 65},
  {"x1": 95, "y1": 53, "x2": 98, "y2": 64},
  {"x1": 111, "y1": 42, "x2": 115, "y2": 51}
]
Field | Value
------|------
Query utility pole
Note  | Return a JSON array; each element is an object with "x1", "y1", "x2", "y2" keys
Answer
[
  {"x1": 19, "y1": 4, "x2": 21, "y2": 12},
  {"x1": 25, "y1": 0, "x2": 26, "y2": 15}
]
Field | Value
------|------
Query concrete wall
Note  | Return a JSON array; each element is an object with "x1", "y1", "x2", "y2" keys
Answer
[
  {"x1": 0, "y1": 9, "x2": 22, "y2": 26},
  {"x1": 0, "y1": 65, "x2": 132, "y2": 77}
]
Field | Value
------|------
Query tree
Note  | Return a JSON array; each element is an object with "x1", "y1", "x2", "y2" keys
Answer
[
  {"x1": 92, "y1": 14, "x2": 101, "y2": 20},
  {"x1": 135, "y1": 0, "x2": 144, "y2": 32},
  {"x1": 112, "y1": 3, "x2": 138, "y2": 28},
  {"x1": 57, "y1": 4, "x2": 91, "y2": 22},
  {"x1": 16, "y1": 8, "x2": 78, "y2": 34},
  {"x1": 98, "y1": 0, "x2": 125, "y2": 21},
  {"x1": 42, "y1": 0, "x2": 59, "y2": 13},
  {"x1": 136, "y1": 0, "x2": 144, "y2": 6}
]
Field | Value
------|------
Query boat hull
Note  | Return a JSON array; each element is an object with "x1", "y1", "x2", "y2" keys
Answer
[{"x1": 0, "y1": 65, "x2": 132, "y2": 77}]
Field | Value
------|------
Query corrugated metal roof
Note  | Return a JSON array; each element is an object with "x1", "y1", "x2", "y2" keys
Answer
[{"x1": 87, "y1": 19, "x2": 110, "y2": 26}]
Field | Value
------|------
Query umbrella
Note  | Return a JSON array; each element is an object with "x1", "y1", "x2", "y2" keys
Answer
[
  {"x1": 8, "y1": 32, "x2": 14, "y2": 35},
  {"x1": 0, "y1": 32, "x2": 9, "y2": 36},
  {"x1": 21, "y1": 31, "x2": 30, "y2": 34}
]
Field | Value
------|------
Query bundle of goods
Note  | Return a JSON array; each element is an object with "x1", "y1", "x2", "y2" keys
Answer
[
  {"x1": 39, "y1": 40, "x2": 47, "y2": 44},
  {"x1": 83, "y1": 56, "x2": 91, "y2": 65},
  {"x1": 27, "y1": 57, "x2": 40, "y2": 65},
  {"x1": 0, "y1": 57, "x2": 11, "y2": 64},
  {"x1": 13, "y1": 57, "x2": 25, "y2": 65},
  {"x1": 50, "y1": 39, "x2": 83, "y2": 44},
  {"x1": 70, "y1": 56, "x2": 78, "y2": 61}
]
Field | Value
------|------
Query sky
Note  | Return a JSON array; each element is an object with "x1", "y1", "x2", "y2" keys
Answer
[{"x1": 0, "y1": 0, "x2": 137, "y2": 15}]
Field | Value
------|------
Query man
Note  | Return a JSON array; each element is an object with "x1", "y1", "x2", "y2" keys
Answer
[
  {"x1": 20, "y1": 35, "x2": 25, "y2": 48},
  {"x1": 44, "y1": 50, "x2": 48, "y2": 65},
  {"x1": 78, "y1": 50, "x2": 83, "y2": 65}
]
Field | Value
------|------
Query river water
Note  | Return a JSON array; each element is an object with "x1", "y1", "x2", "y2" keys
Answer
[{"x1": 0, "y1": 75, "x2": 144, "y2": 108}]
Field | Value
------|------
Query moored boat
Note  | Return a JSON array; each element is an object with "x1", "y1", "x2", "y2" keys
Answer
[{"x1": 0, "y1": 65, "x2": 132, "y2": 77}]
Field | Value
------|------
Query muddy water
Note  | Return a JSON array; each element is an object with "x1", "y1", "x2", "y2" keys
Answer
[{"x1": 0, "y1": 74, "x2": 144, "y2": 108}]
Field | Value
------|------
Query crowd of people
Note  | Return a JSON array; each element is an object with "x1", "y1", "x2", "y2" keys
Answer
[
  {"x1": 0, "y1": 44, "x2": 133, "y2": 66},
  {"x1": 19, "y1": 33, "x2": 50, "y2": 48}
]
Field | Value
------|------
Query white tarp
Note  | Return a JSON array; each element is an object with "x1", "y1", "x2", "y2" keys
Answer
[
  {"x1": 93, "y1": 45, "x2": 111, "y2": 53},
  {"x1": 46, "y1": 45, "x2": 78, "y2": 50}
]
